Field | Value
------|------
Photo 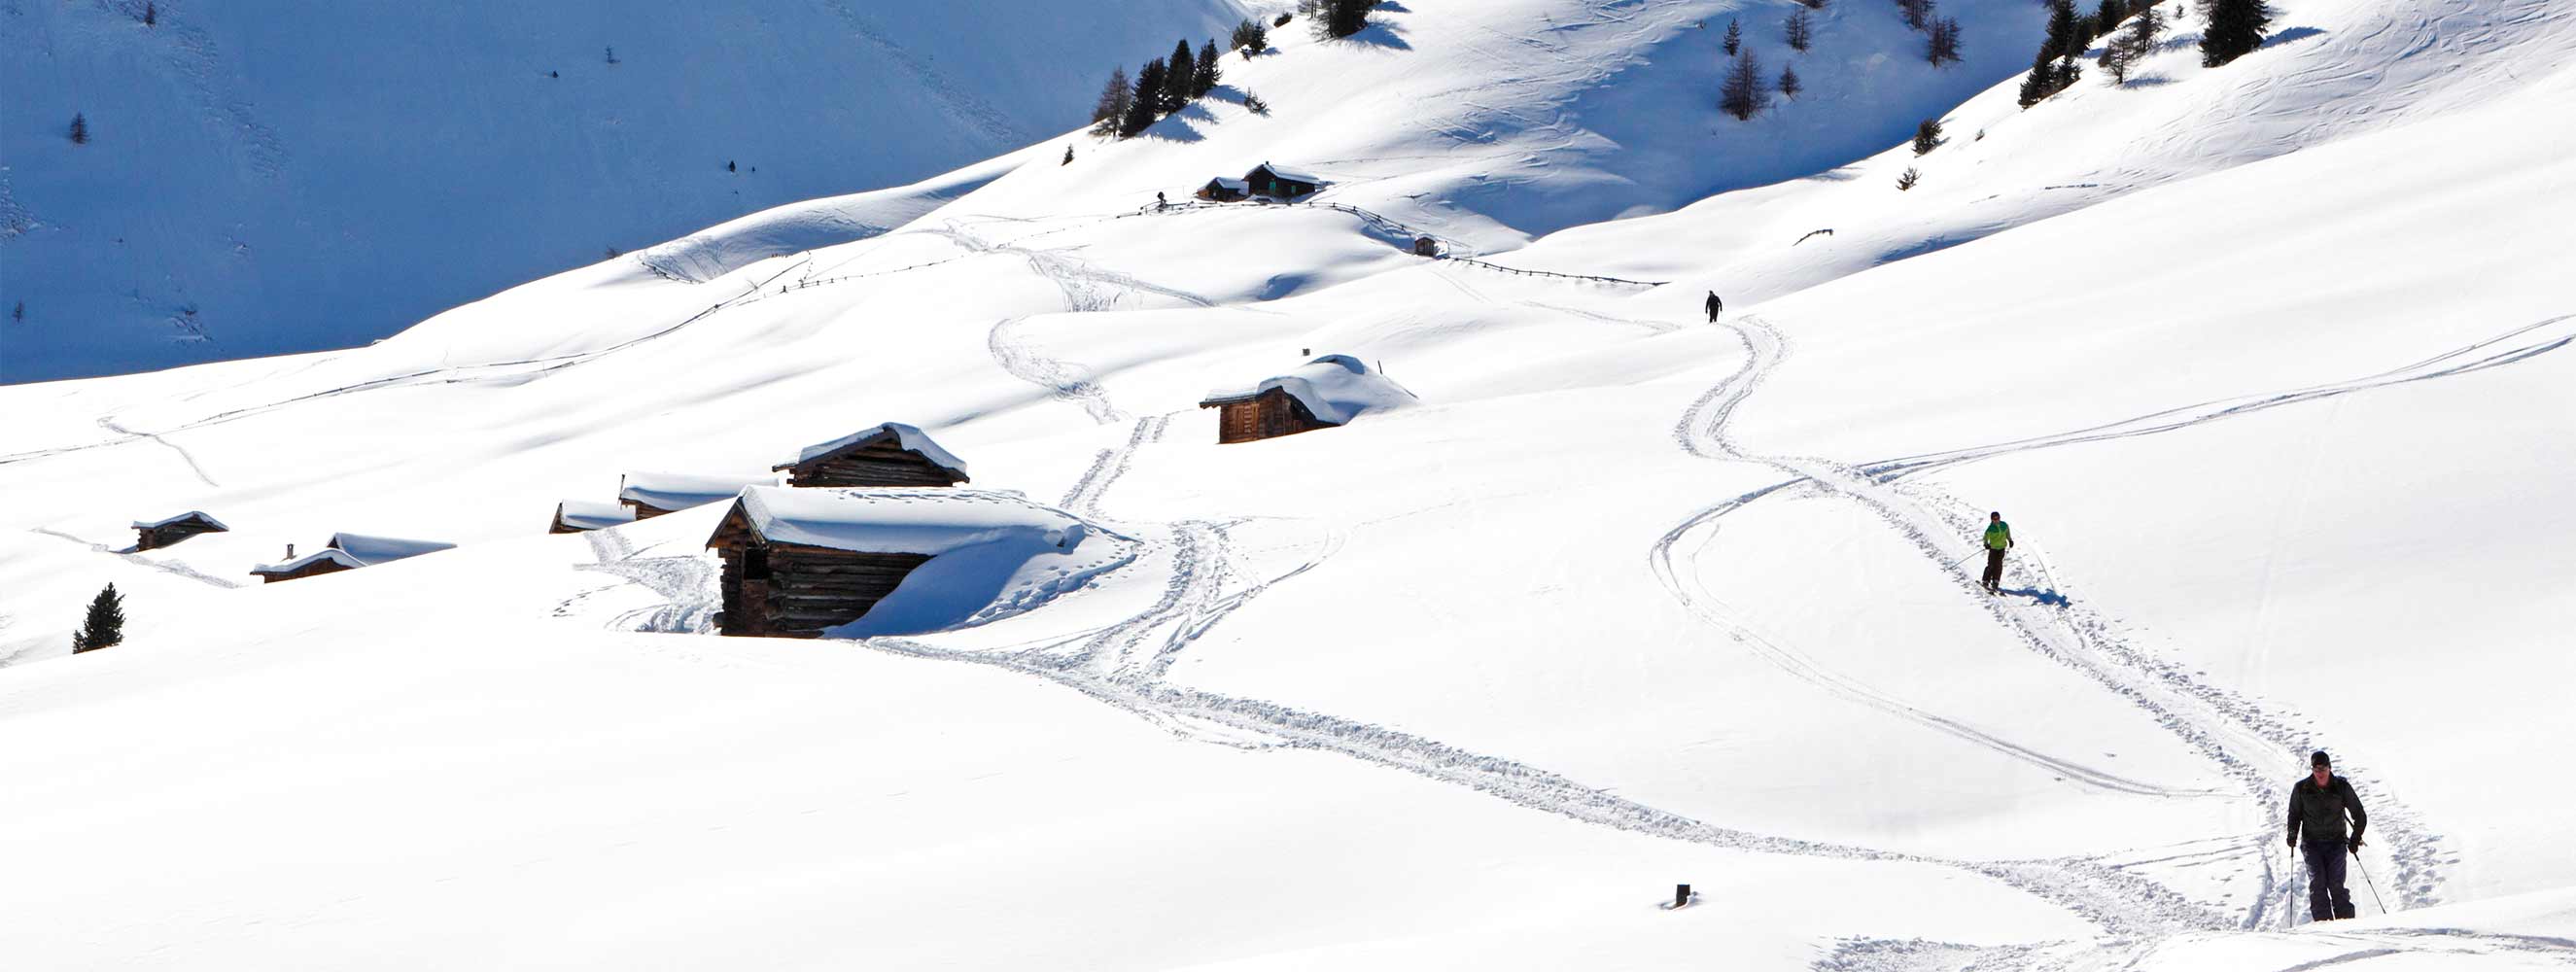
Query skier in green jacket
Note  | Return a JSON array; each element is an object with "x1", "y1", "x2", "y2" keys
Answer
[{"x1": 1980, "y1": 512, "x2": 2011, "y2": 593}]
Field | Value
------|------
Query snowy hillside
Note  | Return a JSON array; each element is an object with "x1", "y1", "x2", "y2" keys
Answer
[
  {"x1": 0, "y1": 0, "x2": 1249, "y2": 381},
  {"x1": 5, "y1": 0, "x2": 2576, "y2": 968}
]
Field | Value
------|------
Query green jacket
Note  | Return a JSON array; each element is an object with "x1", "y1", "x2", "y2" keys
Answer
[{"x1": 1984, "y1": 521, "x2": 2012, "y2": 551}]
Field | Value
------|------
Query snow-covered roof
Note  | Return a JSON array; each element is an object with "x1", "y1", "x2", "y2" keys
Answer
[
  {"x1": 1203, "y1": 177, "x2": 1250, "y2": 191},
  {"x1": 723, "y1": 486, "x2": 1088, "y2": 556},
  {"x1": 553, "y1": 500, "x2": 638, "y2": 531},
  {"x1": 786, "y1": 422, "x2": 969, "y2": 474},
  {"x1": 131, "y1": 510, "x2": 228, "y2": 531},
  {"x1": 1248, "y1": 161, "x2": 1322, "y2": 185},
  {"x1": 251, "y1": 533, "x2": 455, "y2": 575},
  {"x1": 1200, "y1": 355, "x2": 1419, "y2": 426},
  {"x1": 618, "y1": 471, "x2": 782, "y2": 512}
]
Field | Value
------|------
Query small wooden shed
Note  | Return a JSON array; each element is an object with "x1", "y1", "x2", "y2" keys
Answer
[
  {"x1": 1201, "y1": 386, "x2": 1335, "y2": 443},
  {"x1": 706, "y1": 486, "x2": 1089, "y2": 638},
  {"x1": 132, "y1": 510, "x2": 228, "y2": 551},
  {"x1": 549, "y1": 499, "x2": 638, "y2": 535},
  {"x1": 774, "y1": 423, "x2": 969, "y2": 489},
  {"x1": 1244, "y1": 161, "x2": 1323, "y2": 199},
  {"x1": 249, "y1": 533, "x2": 456, "y2": 583},
  {"x1": 1412, "y1": 235, "x2": 1441, "y2": 257},
  {"x1": 1197, "y1": 354, "x2": 1418, "y2": 444},
  {"x1": 617, "y1": 471, "x2": 781, "y2": 519},
  {"x1": 1195, "y1": 177, "x2": 1250, "y2": 202}
]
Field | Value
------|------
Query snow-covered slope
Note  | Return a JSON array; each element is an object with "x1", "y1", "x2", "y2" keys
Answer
[
  {"x1": 4, "y1": 0, "x2": 2575, "y2": 968},
  {"x1": 0, "y1": 0, "x2": 1249, "y2": 381}
]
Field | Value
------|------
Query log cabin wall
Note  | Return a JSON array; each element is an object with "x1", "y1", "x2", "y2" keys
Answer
[
  {"x1": 622, "y1": 500, "x2": 672, "y2": 520},
  {"x1": 1214, "y1": 388, "x2": 1334, "y2": 443},
  {"x1": 258, "y1": 560, "x2": 355, "y2": 584},
  {"x1": 715, "y1": 539, "x2": 932, "y2": 636},
  {"x1": 783, "y1": 443, "x2": 966, "y2": 488},
  {"x1": 137, "y1": 521, "x2": 222, "y2": 550}
]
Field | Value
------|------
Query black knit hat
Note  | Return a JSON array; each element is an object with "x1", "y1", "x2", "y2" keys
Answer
[{"x1": 2311, "y1": 749, "x2": 2332, "y2": 767}]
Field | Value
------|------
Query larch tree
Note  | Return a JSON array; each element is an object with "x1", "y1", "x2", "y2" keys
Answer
[
  {"x1": 1719, "y1": 50, "x2": 1769, "y2": 121},
  {"x1": 1778, "y1": 63, "x2": 1803, "y2": 97},
  {"x1": 1785, "y1": 9, "x2": 1815, "y2": 52},
  {"x1": 1091, "y1": 67, "x2": 1132, "y2": 135}
]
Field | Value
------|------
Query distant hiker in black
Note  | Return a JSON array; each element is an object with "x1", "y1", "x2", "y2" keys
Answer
[
  {"x1": 1704, "y1": 291, "x2": 1723, "y2": 323},
  {"x1": 1980, "y1": 512, "x2": 2011, "y2": 593},
  {"x1": 2287, "y1": 749, "x2": 2368, "y2": 921},
  {"x1": 1156, "y1": 191, "x2": 1168, "y2": 210}
]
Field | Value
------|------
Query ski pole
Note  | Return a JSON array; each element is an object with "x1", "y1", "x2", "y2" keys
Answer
[{"x1": 2353, "y1": 850, "x2": 2388, "y2": 916}]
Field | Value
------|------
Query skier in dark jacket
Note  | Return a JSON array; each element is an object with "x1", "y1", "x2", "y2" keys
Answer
[
  {"x1": 2287, "y1": 749, "x2": 2368, "y2": 920},
  {"x1": 1703, "y1": 291, "x2": 1723, "y2": 323}
]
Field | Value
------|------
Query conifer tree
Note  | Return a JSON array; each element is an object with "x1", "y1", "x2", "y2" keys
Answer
[
  {"x1": 73, "y1": 583, "x2": 124, "y2": 653},
  {"x1": 2043, "y1": 0, "x2": 2082, "y2": 60},
  {"x1": 69, "y1": 113, "x2": 88, "y2": 145},
  {"x1": 1163, "y1": 40, "x2": 1197, "y2": 112},
  {"x1": 2100, "y1": 1, "x2": 2165, "y2": 83},
  {"x1": 12, "y1": 300, "x2": 24, "y2": 323},
  {"x1": 1897, "y1": 0, "x2": 1937, "y2": 32},
  {"x1": 2018, "y1": 47, "x2": 2058, "y2": 108},
  {"x1": 1232, "y1": 18, "x2": 1269, "y2": 53},
  {"x1": 1785, "y1": 9, "x2": 1814, "y2": 52},
  {"x1": 1723, "y1": 18, "x2": 1743, "y2": 55},
  {"x1": 1062, "y1": 145, "x2": 1076, "y2": 165},
  {"x1": 1896, "y1": 166, "x2": 1920, "y2": 191},
  {"x1": 1778, "y1": 64, "x2": 1803, "y2": 98},
  {"x1": 2200, "y1": 0, "x2": 2270, "y2": 66},
  {"x1": 1195, "y1": 40, "x2": 1223, "y2": 96},
  {"x1": 1913, "y1": 118, "x2": 1944, "y2": 155},
  {"x1": 144, "y1": 2, "x2": 157, "y2": 26},
  {"x1": 1122, "y1": 58, "x2": 1166, "y2": 136},
  {"x1": 1092, "y1": 67, "x2": 1132, "y2": 135},
  {"x1": 1316, "y1": 0, "x2": 1374, "y2": 39},
  {"x1": 1719, "y1": 50, "x2": 1768, "y2": 121},
  {"x1": 2094, "y1": 0, "x2": 2129, "y2": 36},
  {"x1": 1928, "y1": 17, "x2": 1963, "y2": 64}
]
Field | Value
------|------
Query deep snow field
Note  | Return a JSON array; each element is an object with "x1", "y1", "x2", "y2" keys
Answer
[{"x1": 4, "y1": 0, "x2": 2575, "y2": 969}]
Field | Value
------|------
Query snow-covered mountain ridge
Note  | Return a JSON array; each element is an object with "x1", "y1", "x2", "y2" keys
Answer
[
  {"x1": 0, "y1": 0, "x2": 1251, "y2": 381},
  {"x1": 4, "y1": 0, "x2": 2574, "y2": 968}
]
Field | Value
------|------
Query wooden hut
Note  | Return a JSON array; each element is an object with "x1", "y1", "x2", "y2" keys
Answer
[
  {"x1": 1243, "y1": 161, "x2": 1323, "y2": 199},
  {"x1": 773, "y1": 423, "x2": 969, "y2": 489},
  {"x1": 706, "y1": 486, "x2": 1089, "y2": 638},
  {"x1": 1195, "y1": 177, "x2": 1249, "y2": 202},
  {"x1": 1197, "y1": 354, "x2": 1418, "y2": 444},
  {"x1": 617, "y1": 471, "x2": 781, "y2": 519},
  {"x1": 1412, "y1": 235, "x2": 1441, "y2": 257},
  {"x1": 132, "y1": 510, "x2": 227, "y2": 551},
  {"x1": 249, "y1": 533, "x2": 455, "y2": 583},
  {"x1": 549, "y1": 499, "x2": 638, "y2": 535}
]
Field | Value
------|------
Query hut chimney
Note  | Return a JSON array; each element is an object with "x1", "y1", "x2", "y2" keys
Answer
[
  {"x1": 285, "y1": 542, "x2": 296, "y2": 559},
  {"x1": 1300, "y1": 348, "x2": 1309, "y2": 356}
]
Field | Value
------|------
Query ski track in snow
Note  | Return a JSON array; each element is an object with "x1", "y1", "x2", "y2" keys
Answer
[
  {"x1": 559, "y1": 527, "x2": 721, "y2": 635},
  {"x1": 1644, "y1": 311, "x2": 2574, "y2": 969},
  {"x1": 27, "y1": 527, "x2": 249, "y2": 590},
  {"x1": 919, "y1": 221, "x2": 1216, "y2": 426}
]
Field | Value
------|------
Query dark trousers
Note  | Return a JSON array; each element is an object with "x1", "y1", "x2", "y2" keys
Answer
[
  {"x1": 1982, "y1": 548, "x2": 2005, "y2": 591},
  {"x1": 2304, "y1": 840, "x2": 2355, "y2": 920}
]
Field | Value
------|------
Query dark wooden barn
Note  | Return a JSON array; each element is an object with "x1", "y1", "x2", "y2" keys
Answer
[
  {"x1": 1244, "y1": 161, "x2": 1322, "y2": 199},
  {"x1": 549, "y1": 499, "x2": 637, "y2": 535},
  {"x1": 617, "y1": 471, "x2": 780, "y2": 519},
  {"x1": 249, "y1": 533, "x2": 455, "y2": 584},
  {"x1": 773, "y1": 423, "x2": 970, "y2": 489},
  {"x1": 1199, "y1": 386, "x2": 1336, "y2": 444},
  {"x1": 132, "y1": 510, "x2": 227, "y2": 551},
  {"x1": 707, "y1": 486, "x2": 1088, "y2": 638},
  {"x1": 1197, "y1": 355, "x2": 1416, "y2": 445},
  {"x1": 1195, "y1": 177, "x2": 1249, "y2": 202}
]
